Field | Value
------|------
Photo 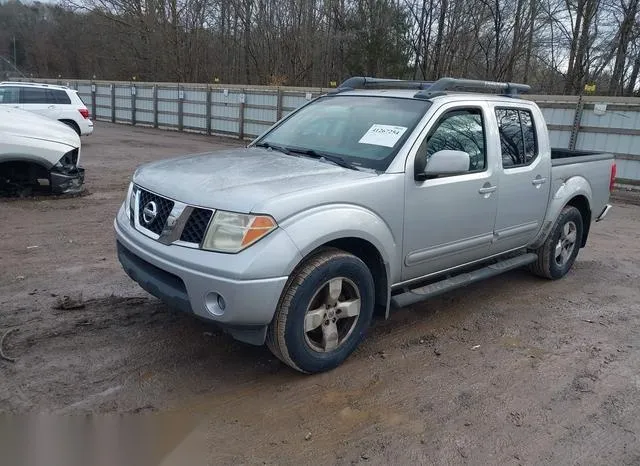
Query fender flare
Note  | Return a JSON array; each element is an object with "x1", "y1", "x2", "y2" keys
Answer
[
  {"x1": 530, "y1": 176, "x2": 593, "y2": 249},
  {"x1": 280, "y1": 203, "x2": 400, "y2": 285}
]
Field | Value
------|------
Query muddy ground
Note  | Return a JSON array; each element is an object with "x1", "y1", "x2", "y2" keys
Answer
[{"x1": 1, "y1": 123, "x2": 639, "y2": 465}]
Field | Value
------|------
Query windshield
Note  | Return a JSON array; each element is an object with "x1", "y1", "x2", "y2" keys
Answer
[{"x1": 256, "y1": 95, "x2": 431, "y2": 171}]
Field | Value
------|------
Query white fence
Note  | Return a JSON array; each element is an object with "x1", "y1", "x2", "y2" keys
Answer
[
  {"x1": 531, "y1": 95, "x2": 640, "y2": 184},
  {"x1": 20, "y1": 79, "x2": 640, "y2": 183},
  {"x1": 81, "y1": 80, "x2": 322, "y2": 141}
]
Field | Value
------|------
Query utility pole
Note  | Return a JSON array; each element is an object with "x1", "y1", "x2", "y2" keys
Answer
[{"x1": 12, "y1": 35, "x2": 17, "y2": 66}]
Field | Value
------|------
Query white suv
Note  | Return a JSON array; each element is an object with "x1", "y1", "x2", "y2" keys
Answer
[{"x1": 0, "y1": 82, "x2": 94, "y2": 136}]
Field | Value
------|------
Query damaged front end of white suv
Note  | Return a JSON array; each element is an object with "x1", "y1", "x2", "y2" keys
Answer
[{"x1": 0, "y1": 107, "x2": 84, "y2": 196}]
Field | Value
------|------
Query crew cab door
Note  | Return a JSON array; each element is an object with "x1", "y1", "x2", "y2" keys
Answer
[
  {"x1": 402, "y1": 104, "x2": 499, "y2": 281},
  {"x1": 490, "y1": 106, "x2": 552, "y2": 253}
]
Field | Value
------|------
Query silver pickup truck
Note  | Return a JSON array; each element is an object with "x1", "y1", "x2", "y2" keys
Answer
[{"x1": 115, "y1": 77, "x2": 615, "y2": 373}]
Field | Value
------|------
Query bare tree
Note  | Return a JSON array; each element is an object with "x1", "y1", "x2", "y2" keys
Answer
[{"x1": 0, "y1": 0, "x2": 637, "y2": 94}]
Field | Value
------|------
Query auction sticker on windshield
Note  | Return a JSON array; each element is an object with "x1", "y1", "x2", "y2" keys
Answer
[{"x1": 358, "y1": 124, "x2": 408, "y2": 147}]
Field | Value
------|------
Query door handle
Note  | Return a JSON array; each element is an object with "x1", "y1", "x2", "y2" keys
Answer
[
  {"x1": 478, "y1": 186, "x2": 497, "y2": 194},
  {"x1": 532, "y1": 177, "x2": 547, "y2": 185},
  {"x1": 48, "y1": 105, "x2": 55, "y2": 109}
]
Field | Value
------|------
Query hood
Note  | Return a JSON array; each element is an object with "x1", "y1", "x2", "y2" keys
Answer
[
  {"x1": 133, "y1": 147, "x2": 376, "y2": 213},
  {"x1": 0, "y1": 107, "x2": 80, "y2": 148}
]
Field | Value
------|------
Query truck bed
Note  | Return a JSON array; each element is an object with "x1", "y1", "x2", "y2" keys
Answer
[
  {"x1": 551, "y1": 148, "x2": 613, "y2": 166},
  {"x1": 551, "y1": 148, "x2": 614, "y2": 220}
]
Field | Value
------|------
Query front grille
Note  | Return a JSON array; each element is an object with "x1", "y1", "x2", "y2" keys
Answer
[
  {"x1": 180, "y1": 208, "x2": 213, "y2": 244},
  {"x1": 137, "y1": 189, "x2": 174, "y2": 235}
]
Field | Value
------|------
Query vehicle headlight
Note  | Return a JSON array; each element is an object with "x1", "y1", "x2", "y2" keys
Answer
[
  {"x1": 124, "y1": 182, "x2": 135, "y2": 220},
  {"x1": 201, "y1": 211, "x2": 277, "y2": 253}
]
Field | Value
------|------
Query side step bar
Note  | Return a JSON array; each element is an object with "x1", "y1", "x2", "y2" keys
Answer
[{"x1": 391, "y1": 253, "x2": 538, "y2": 309}]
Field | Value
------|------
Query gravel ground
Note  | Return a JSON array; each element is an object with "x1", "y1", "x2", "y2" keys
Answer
[{"x1": 1, "y1": 123, "x2": 639, "y2": 465}]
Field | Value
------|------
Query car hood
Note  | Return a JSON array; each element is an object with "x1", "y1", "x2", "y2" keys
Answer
[
  {"x1": 133, "y1": 147, "x2": 376, "y2": 213},
  {"x1": 0, "y1": 107, "x2": 80, "y2": 148}
]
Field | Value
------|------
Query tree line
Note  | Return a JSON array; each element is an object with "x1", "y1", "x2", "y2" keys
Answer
[{"x1": 0, "y1": 0, "x2": 639, "y2": 95}]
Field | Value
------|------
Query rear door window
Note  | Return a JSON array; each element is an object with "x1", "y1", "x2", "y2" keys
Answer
[
  {"x1": 519, "y1": 110, "x2": 537, "y2": 164},
  {"x1": 495, "y1": 108, "x2": 538, "y2": 167},
  {"x1": 20, "y1": 87, "x2": 49, "y2": 104}
]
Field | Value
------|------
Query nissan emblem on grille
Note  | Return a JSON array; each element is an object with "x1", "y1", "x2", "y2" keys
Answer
[
  {"x1": 136, "y1": 189, "x2": 176, "y2": 235},
  {"x1": 142, "y1": 201, "x2": 158, "y2": 225}
]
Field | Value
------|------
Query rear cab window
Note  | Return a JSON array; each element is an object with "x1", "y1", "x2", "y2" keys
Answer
[{"x1": 495, "y1": 108, "x2": 538, "y2": 168}]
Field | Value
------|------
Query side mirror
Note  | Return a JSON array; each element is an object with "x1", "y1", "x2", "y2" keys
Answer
[{"x1": 423, "y1": 150, "x2": 470, "y2": 176}]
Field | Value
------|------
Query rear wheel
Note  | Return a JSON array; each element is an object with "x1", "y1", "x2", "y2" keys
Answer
[
  {"x1": 266, "y1": 248, "x2": 375, "y2": 373},
  {"x1": 529, "y1": 206, "x2": 583, "y2": 279}
]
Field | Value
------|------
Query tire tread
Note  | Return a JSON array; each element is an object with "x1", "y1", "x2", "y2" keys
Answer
[
  {"x1": 529, "y1": 206, "x2": 582, "y2": 279},
  {"x1": 266, "y1": 248, "x2": 355, "y2": 373}
]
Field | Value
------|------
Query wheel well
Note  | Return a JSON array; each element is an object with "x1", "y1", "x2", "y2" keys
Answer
[
  {"x1": 320, "y1": 238, "x2": 389, "y2": 318},
  {"x1": 59, "y1": 119, "x2": 80, "y2": 134},
  {"x1": 0, "y1": 160, "x2": 49, "y2": 182},
  {"x1": 566, "y1": 195, "x2": 591, "y2": 247},
  {"x1": 0, "y1": 160, "x2": 50, "y2": 195}
]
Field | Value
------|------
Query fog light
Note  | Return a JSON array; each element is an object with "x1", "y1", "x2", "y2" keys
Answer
[
  {"x1": 217, "y1": 294, "x2": 226, "y2": 311},
  {"x1": 205, "y1": 292, "x2": 226, "y2": 316}
]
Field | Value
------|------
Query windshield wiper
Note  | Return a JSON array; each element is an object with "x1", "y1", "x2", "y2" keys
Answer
[
  {"x1": 287, "y1": 148, "x2": 360, "y2": 171},
  {"x1": 255, "y1": 142, "x2": 292, "y2": 156}
]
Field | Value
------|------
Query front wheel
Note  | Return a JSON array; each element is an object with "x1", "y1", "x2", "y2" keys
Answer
[
  {"x1": 529, "y1": 206, "x2": 584, "y2": 279},
  {"x1": 266, "y1": 248, "x2": 375, "y2": 373}
]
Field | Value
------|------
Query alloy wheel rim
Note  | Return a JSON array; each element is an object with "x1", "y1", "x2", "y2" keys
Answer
[
  {"x1": 555, "y1": 220, "x2": 577, "y2": 266},
  {"x1": 303, "y1": 277, "x2": 361, "y2": 353}
]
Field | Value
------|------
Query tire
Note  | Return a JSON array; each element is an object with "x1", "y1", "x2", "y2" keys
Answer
[
  {"x1": 266, "y1": 248, "x2": 375, "y2": 374},
  {"x1": 60, "y1": 120, "x2": 81, "y2": 136},
  {"x1": 529, "y1": 206, "x2": 584, "y2": 279}
]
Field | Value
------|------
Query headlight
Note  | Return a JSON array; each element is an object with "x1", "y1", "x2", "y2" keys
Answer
[
  {"x1": 201, "y1": 211, "x2": 277, "y2": 253},
  {"x1": 124, "y1": 182, "x2": 135, "y2": 220},
  {"x1": 54, "y1": 148, "x2": 79, "y2": 169}
]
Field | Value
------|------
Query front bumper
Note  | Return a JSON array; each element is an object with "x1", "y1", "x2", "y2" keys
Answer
[
  {"x1": 114, "y1": 206, "x2": 299, "y2": 343},
  {"x1": 51, "y1": 166, "x2": 85, "y2": 194}
]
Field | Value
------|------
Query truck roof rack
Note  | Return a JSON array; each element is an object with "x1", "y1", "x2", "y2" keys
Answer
[
  {"x1": 333, "y1": 76, "x2": 531, "y2": 98},
  {"x1": 333, "y1": 77, "x2": 434, "y2": 91}
]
